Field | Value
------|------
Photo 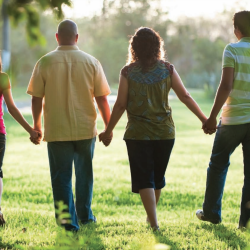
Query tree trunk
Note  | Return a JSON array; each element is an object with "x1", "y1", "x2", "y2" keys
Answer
[{"x1": 1, "y1": 0, "x2": 11, "y2": 72}]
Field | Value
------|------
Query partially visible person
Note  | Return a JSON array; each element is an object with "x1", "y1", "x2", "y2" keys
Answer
[
  {"x1": 99, "y1": 27, "x2": 207, "y2": 231},
  {"x1": 27, "y1": 20, "x2": 112, "y2": 231},
  {"x1": 196, "y1": 11, "x2": 250, "y2": 229},
  {"x1": 0, "y1": 56, "x2": 39, "y2": 226}
]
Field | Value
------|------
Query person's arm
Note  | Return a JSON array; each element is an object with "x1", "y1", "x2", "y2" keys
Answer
[
  {"x1": 95, "y1": 95, "x2": 112, "y2": 145},
  {"x1": 31, "y1": 96, "x2": 43, "y2": 143},
  {"x1": 171, "y1": 68, "x2": 207, "y2": 124},
  {"x1": 95, "y1": 95, "x2": 111, "y2": 128},
  {"x1": 3, "y1": 89, "x2": 40, "y2": 143},
  {"x1": 99, "y1": 74, "x2": 128, "y2": 146},
  {"x1": 204, "y1": 67, "x2": 234, "y2": 131}
]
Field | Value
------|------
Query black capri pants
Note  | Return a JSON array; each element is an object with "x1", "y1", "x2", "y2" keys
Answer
[{"x1": 125, "y1": 139, "x2": 175, "y2": 193}]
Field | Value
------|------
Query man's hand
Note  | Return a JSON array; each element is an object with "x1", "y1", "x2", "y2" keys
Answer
[
  {"x1": 29, "y1": 129, "x2": 42, "y2": 145},
  {"x1": 99, "y1": 131, "x2": 113, "y2": 147},
  {"x1": 202, "y1": 116, "x2": 217, "y2": 135}
]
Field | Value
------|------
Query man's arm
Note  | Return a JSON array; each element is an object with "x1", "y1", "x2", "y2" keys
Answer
[
  {"x1": 204, "y1": 67, "x2": 234, "y2": 131},
  {"x1": 99, "y1": 75, "x2": 128, "y2": 146},
  {"x1": 31, "y1": 96, "x2": 43, "y2": 142},
  {"x1": 95, "y1": 95, "x2": 111, "y2": 129}
]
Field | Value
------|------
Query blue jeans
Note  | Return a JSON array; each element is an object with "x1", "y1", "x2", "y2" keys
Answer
[
  {"x1": 47, "y1": 137, "x2": 96, "y2": 231},
  {"x1": 203, "y1": 122, "x2": 250, "y2": 227}
]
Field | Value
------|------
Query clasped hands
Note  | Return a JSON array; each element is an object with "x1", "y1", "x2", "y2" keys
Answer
[
  {"x1": 202, "y1": 116, "x2": 217, "y2": 135},
  {"x1": 99, "y1": 131, "x2": 113, "y2": 147},
  {"x1": 29, "y1": 129, "x2": 42, "y2": 145},
  {"x1": 28, "y1": 117, "x2": 217, "y2": 147},
  {"x1": 98, "y1": 116, "x2": 217, "y2": 147}
]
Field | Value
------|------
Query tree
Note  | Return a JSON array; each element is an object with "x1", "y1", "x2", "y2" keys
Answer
[
  {"x1": 86, "y1": 0, "x2": 170, "y2": 84},
  {"x1": 1, "y1": 0, "x2": 72, "y2": 71},
  {"x1": 2, "y1": 0, "x2": 10, "y2": 71}
]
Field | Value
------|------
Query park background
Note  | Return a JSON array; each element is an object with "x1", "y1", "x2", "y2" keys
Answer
[{"x1": 1, "y1": 0, "x2": 250, "y2": 249}]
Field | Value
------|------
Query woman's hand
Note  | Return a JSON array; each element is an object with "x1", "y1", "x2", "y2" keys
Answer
[{"x1": 99, "y1": 131, "x2": 113, "y2": 147}]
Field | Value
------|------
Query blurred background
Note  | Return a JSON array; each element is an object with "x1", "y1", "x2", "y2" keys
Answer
[{"x1": 1, "y1": 0, "x2": 250, "y2": 99}]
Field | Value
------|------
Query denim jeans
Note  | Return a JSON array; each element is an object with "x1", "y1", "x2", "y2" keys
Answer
[
  {"x1": 203, "y1": 122, "x2": 250, "y2": 227},
  {"x1": 0, "y1": 134, "x2": 6, "y2": 178},
  {"x1": 47, "y1": 137, "x2": 96, "y2": 231}
]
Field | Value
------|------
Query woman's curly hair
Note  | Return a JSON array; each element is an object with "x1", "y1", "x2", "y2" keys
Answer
[{"x1": 127, "y1": 27, "x2": 165, "y2": 71}]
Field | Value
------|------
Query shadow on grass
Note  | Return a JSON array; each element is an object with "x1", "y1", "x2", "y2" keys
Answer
[
  {"x1": 0, "y1": 225, "x2": 105, "y2": 250},
  {"x1": 201, "y1": 223, "x2": 248, "y2": 249},
  {"x1": 77, "y1": 223, "x2": 105, "y2": 250},
  {"x1": 36, "y1": 224, "x2": 106, "y2": 250},
  {"x1": 154, "y1": 232, "x2": 180, "y2": 250},
  {"x1": 0, "y1": 237, "x2": 15, "y2": 250},
  {"x1": 98, "y1": 188, "x2": 204, "y2": 209},
  {"x1": 155, "y1": 235, "x2": 180, "y2": 250}
]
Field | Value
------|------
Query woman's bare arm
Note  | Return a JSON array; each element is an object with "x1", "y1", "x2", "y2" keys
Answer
[{"x1": 171, "y1": 68, "x2": 207, "y2": 124}]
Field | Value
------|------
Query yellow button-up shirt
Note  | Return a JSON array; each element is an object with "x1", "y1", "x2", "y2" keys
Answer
[{"x1": 27, "y1": 45, "x2": 111, "y2": 142}]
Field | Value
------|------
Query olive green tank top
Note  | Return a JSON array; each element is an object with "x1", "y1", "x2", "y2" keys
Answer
[{"x1": 120, "y1": 60, "x2": 175, "y2": 140}]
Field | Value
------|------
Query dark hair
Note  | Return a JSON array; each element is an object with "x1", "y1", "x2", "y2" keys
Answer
[
  {"x1": 233, "y1": 11, "x2": 250, "y2": 36},
  {"x1": 127, "y1": 27, "x2": 165, "y2": 71}
]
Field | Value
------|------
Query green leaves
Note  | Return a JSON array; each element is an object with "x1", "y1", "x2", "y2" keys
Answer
[{"x1": 4, "y1": 0, "x2": 72, "y2": 46}]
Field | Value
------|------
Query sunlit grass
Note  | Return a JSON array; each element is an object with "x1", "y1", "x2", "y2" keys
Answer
[{"x1": 0, "y1": 92, "x2": 249, "y2": 249}]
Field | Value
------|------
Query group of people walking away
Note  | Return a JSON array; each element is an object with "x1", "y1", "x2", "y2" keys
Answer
[{"x1": 0, "y1": 10, "x2": 249, "y2": 232}]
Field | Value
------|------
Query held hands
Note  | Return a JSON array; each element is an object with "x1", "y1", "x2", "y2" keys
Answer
[
  {"x1": 202, "y1": 116, "x2": 217, "y2": 135},
  {"x1": 29, "y1": 129, "x2": 42, "y2": 145},
  {"x1": 99, "y1": 130, "x2": 113, "y2": 147}
]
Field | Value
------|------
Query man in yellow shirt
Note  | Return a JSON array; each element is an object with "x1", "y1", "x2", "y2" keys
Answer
[{"x1": 27, "y1": 20, "x2": 111, "y2": 231}]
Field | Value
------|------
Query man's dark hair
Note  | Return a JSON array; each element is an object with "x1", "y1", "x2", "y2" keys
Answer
[{"x1": 233, "y1": 11, "x2": 250, "y2": 36}]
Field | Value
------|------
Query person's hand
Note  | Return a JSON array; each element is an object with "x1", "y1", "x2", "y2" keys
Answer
[
  {"x1": 201, "y1": 117, "x2": 208, "y2": 131},
  {"x1": 29, "y1": 129, "x2": 42, "y2": 145},
  {"x1": 99, "y1": 130, "x2": 113, "y2": 147},
  {"x1": 202, "y1": 116, "x2": 217, "y2": 135}
]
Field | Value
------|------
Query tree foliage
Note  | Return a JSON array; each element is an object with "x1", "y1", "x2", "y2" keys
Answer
[
  {"x1": 1, "y1": 0, "x2": 240, "y2": 96},
  {"x1": 1, "y1": 0, "x2": 72, "y2": 45}
]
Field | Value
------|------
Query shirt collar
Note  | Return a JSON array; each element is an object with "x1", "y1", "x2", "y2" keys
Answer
[
  {"x1": 56, "y1": 45, "x2": 79, "y2": 51},
  {"x1": 240, "y1": 37, "x2": 250, "y2": 43}
]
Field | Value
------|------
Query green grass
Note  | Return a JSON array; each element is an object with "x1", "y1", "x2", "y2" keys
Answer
[{"x1": 0, "y1": 92, "x2": 250, "y2": 249}]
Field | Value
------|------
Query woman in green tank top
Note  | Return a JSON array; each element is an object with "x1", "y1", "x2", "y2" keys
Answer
[{"x1": 99, "y1": 27, "x2": 208, "y2": 231}]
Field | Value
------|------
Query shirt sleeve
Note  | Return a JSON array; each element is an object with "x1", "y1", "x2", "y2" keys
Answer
[
  {"x1": 120, "y1": 65, "x2": 129, "y2": 78},
  {"x1": 222, "y1": 44, "x2": 235, "y2": 68},
  {"x1": 94, "y1": 60, "x2": 111, "y2": 97},
  {"x1": 163, "y1": 61, "x2": 174, "y2": 76},
  {"x1": 0, "y1": 73, "x2": 11, "y2": 91},
  {"x1": 27, "y1": 60, "x2": 45, "y2": 98}
]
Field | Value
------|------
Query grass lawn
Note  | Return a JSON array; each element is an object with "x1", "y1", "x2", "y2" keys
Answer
[{"x1": 0, "y1": 91, "x2": 250, "y2": 249}]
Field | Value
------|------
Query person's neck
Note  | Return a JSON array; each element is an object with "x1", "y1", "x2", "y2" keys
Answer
[{"x1": 58, "y1": 42, "x2": 77, "y2": 46}]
